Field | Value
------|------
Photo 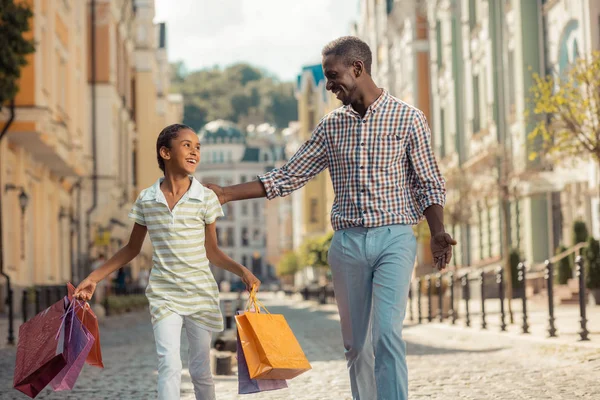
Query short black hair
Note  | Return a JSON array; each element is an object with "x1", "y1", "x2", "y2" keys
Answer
[
  {"x1": 322, "y1": 36, "x2": 372, "y2": 75},
  {"x1": 156, "y1": 123, "x2": 193, "y2": 173}
]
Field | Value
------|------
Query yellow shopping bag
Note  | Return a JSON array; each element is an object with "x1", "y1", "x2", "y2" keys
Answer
[{"x1": 235, "y1": 288, "x2": 312, "y2": 380}]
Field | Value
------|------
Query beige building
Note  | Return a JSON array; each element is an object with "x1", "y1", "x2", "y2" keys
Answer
[
  {"x1": 85, "y1": 0, "x2": 138, "y2": 277},
  {"x1": 0, "y1": 0, "x2": 90, "y2": 309},
  {"x1": 0, "y1": 1, "x2": 182, "y2": 317}
]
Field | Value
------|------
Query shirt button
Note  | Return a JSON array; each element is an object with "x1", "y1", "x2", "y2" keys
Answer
[
  {"x1": 361, "y1": 189, "x2": 365, "y2": 193},
  {"x1": 360, "y1": 166, "x2": 364, "y2": 170},
  {"x1": 363, "y1": 210, "x2": 367, "y2": 214},
  {"x1": 362, "y1": 119, "x2": 366, "y2": 123},
  {"x1": 360, "y1": 142, "x2": 365, "y2": 146}
]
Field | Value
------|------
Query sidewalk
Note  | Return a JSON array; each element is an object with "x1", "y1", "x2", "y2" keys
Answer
[
  {"x1": 0, "y1": 293, "x2": 599, "y2": 399},
  {"x1": 409, "y1": 293, "x2": 600, "y2": 347}
]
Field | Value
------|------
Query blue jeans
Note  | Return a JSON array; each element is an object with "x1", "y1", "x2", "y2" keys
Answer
[{"x1": 328, "y1": 225, "x2": 417, "y2": 400}]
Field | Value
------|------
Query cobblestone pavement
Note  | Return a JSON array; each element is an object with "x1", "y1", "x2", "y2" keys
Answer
[{"x1": 1, "y1": 294, "x2": 600, "y2": 399}]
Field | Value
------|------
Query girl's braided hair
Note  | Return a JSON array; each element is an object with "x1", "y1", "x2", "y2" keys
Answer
[{"x1": 156, "y1": 124, "x2": 193, "y2": 173}]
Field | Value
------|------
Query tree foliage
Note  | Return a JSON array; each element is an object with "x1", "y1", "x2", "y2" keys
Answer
[
  {"x1": 0, "y1": 0, "x2": 35, "y2": 110},
  {"x1": 298, "y1": 232, "x2": 333, "y2": 270},
  {"x1": 276, "y1": 251, "x2": 299, "y2": 277},
  {"x1": 171, "y1": 63, "x2": 298, "y2": 130},
  {"x1": 526, "y1": 51, "x2": 600, "y2": 163}
]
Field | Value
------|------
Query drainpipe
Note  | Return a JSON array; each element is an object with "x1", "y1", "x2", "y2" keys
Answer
[
  {"x1": 0, "y1": 98, "x2": 16, "y2": 345},
  {"x1": 85, "y1": 0, "x2": 98, "y2": 275}
]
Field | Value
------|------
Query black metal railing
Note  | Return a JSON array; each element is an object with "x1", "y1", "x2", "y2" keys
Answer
[{"x1": 413, "y1": 243, "x2": 592, "y2": 342}]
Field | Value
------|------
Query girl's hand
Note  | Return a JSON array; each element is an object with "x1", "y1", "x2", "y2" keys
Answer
[
  {"x1": 242, "y1": 271, "x2": 261, "y2": 292},
  {"x1": 73, "y1": 278, "x2": 97, "y2": 302}
]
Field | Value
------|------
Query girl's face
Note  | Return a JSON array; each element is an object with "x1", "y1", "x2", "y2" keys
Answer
[{"x1": 161, "y1": 129, "x2": 201, "y2": 175}]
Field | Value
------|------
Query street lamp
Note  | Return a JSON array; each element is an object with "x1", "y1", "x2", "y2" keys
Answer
[{"x1": 5, "y1": 184, "x2": 29, "y2": 260}]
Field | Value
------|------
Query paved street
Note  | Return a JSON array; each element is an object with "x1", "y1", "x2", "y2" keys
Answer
[{"x1": 1, "y1": 294, "x2": 599, "y2": 399}]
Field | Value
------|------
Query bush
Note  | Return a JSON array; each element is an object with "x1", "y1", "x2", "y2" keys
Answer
[
  {"x1": 585, "y1": 237, "x2": 600, "y2": 289},
  {"x1": 510, "y1": 249, "x2": 523, "y2": 290},
  {"x1": 277, "y1": 252, "x2": 299, "y2": 277},
  {"x1": 555, "y1": 245, "x2": 573, "y2": 285},
  {"x1": 104, "y1": 294, "x2": 148, "y2": 315},
  {"x1": 573, "y1": 220, "x2": 589, "y2": 245}
]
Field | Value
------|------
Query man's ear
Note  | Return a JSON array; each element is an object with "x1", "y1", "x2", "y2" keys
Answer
[
  {"x1": 353, "y1": 60, "x2": 364, "y2": 78},
  {"x1": 159, "y1": 146, "x2": 171, "y2": 162}
]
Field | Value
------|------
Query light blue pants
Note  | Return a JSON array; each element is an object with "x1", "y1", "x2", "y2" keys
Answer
[{"x1": 328, "y1": 224, "x2": 417, "y2": 400}]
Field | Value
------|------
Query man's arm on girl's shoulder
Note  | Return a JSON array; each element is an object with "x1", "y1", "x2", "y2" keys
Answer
[{"x1": 204, "y1": 222, "x2": 261, "y2": 291}]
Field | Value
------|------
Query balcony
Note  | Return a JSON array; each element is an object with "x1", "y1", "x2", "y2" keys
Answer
[{"x1": 4, "y1": 106, "x2": 90, "y2": 177}]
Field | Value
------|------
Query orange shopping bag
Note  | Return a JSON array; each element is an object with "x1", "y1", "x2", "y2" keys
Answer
[
  {"x1": 67, "y1": 283, "x2": 104, "y2": 368},
  {"x1": 235, "y1": 288, "x2": 311, "y2": 380}
]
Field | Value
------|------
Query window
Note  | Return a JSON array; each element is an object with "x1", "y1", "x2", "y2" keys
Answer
[
  {"x1": 220, "y1": 227, "x2": 234, "y2": 247},
  {"x1": 436, "y1": 21, "x2": 443, "y2": 69},
  {"x1": 226, "y1": 227, "x2": 234, "y2": 246},
  {"x1": 241, "y1": 227, "x2": 249, "y2": 246},
  {"x1": 240, "y1": 175, "x2": 247, "y2": 183},
  {"x1": 241, "y1": 255, "x2": 248, "y2": 267},
  {"x1": 439, "y1": 109, "x2": 446, "y2": 157},
  {"x1": 472, "y1": 75, "x2": 481, "y2": 134},
  {"x1": 252, "y1": 202, "x2": 260, "y2": 218},
  {"x1": 216, "y1": 227, "x2": 222, "y2": 246},
  {"x1": 241, "y1": 203, "x2": 248, "y2": 216},
  {"x1": 310, "y1": 199, "x2": 318, "y2": 223},
  {"x1": 508, "y1": 50, "x2": 515, "y2": 112},
  {"x1": 469, "y1": 0, "x2": 477, "y2": 31},
  {"x1": 253, "y1": 229, "x2": 260, "y2": 242}
]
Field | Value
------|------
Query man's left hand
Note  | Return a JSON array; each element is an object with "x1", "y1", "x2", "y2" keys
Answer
[{"x1": 430, "y1": 232, "x2": 457, "y2": 271}]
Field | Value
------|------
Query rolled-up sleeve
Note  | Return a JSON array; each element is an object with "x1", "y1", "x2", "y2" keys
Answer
[
  {"x1": 408, "y1": 110, "x2": 446, "y2": 213},
  {"x1": 259, "y1": 122, "x2": 328, "y2": 200}
]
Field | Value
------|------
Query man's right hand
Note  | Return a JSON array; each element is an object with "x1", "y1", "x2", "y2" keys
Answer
[
  {"x1": 73, "y1": 278, "x2": 97, "y2": 302},
  {"x1": 203, "y1": 183, "x2": 227, "y2": 205}
]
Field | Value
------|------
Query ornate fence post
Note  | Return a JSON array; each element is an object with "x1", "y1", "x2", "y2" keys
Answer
[
  {"x1": 449, "y1": 271, "x2": 456, "y2": 324},
  {"x1": 496, "y1": 266, "x2": 506, "y2": 331},
  {"x1": 575, "y1": 256, "x2": 589, "y2": 341},
  {"x1": 417, "y1": 278, "x2": 422, "y2": 324},
  {"x1": 480, "y1": 270, "x2": 487, "y2": 330},
  {"x1": 437, "y1": 273, "x2": 443, "y2": 322},
  {"x1": 426, "y1": 275, "x2": 433, "y2": 322},
  {"x1": 518, "y1": 262, "x2": 529, "y2": 334},
  {"x1": 462, "y1": 274, "x2": 470, "y2": 327},
  {"x1": 544, "y1": 260, "x2": 557, "y2": 337}
]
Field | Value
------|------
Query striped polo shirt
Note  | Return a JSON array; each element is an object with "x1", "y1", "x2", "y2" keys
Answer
[{"x1": 128, "y1": 176, "x2": 224, "y2": 330}]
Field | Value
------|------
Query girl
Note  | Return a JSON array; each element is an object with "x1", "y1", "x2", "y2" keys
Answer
[{"x1": 74, "y1": 123, "x2": 261, "y2": 400}]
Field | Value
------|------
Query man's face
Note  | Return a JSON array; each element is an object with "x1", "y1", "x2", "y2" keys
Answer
[{"x1": 322, "y1": 54, "x2": 359, "y2": 106}]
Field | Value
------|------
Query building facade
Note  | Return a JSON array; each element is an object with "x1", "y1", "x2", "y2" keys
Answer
[
  {"x1": 0, "y1": 0, "x2": 90, "y2": 310},
  {"x1": 195, "y1": 120, "x2": 287, "y2": 284},
  {"x1": 293, "y1": 65, "x2": 338, "y2": 253},
  {"x1": 0, "y1": 0, "x2": 181, "y2": 316}
]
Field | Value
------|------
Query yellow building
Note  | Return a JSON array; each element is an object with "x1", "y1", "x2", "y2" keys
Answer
[
  {"x1": 293, "y1": 65, "x2": 338, "y2": 252},
  {"x1": 0, "y1": 0, "x2": 90, "y2": 308}
]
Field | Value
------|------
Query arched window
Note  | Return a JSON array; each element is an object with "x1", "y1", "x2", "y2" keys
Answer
[{"x1": 558, "y1": 20, "x2": 580, "y2": 75}]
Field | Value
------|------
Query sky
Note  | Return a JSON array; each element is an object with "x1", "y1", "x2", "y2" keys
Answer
[{"x1": 154, "y1": 0, "x2": 360, "y2": 82}]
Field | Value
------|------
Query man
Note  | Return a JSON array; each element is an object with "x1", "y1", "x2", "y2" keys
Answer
[{"x1": 205, "y1": 36, "x2": 456, "y2": 400}]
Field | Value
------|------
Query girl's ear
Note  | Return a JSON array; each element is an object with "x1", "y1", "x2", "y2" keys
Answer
[{"x1": 159, "y1": 146, "x2": 171, "y2": 162}]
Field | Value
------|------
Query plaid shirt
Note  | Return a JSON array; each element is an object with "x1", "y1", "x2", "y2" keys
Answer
[{"x1": 259, "y1": 90, "x2": 446, "y2": 231}]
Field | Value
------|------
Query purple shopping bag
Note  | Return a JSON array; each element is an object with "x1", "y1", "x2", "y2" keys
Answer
[
  {"x1": 50, "y1": 299, "x2": 95, "y2": 391},
  {"x1": 236, "y1": 311, "x2": 288, "y2": 394},
  {"x1": 13, "y1": 298, "x2": 69, "y2": 398}
]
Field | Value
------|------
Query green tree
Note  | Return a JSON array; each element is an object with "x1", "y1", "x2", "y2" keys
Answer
[
  {"x1": 171, "y1": 63, "x2": 298, "y2": 130},
  {"x1": 573, "y1": 220, "x2": 589, "y2": 245},
  {"x1": 0, "y1": 0, "x2": 35, "y2": 111},
  {"x1": 526, "y1": 52, "x2": 600, "y2": 204},
  {"x1": 277, "y1": 251, "x2": 299, "y2": 277},
  {"x1": 555, "y1": 245, "x2": 573, "y2": 285}
]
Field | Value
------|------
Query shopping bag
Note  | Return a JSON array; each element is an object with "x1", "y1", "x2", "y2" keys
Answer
[
  {"x1": 49, "y1": 299, "x2": 96, "y2": 391},
  {"x1": 235, "y1": 290, "x2": 311, "y2": 380},
  {"x1": 236, "y1": 311, "x2": 287, "y2": 394},
  {"x1": 13, "y1": 298, "x2": 69, "y2": 398},
  {"x1": 67, "y1": 282, "x2": 104, "y2": 368}
]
